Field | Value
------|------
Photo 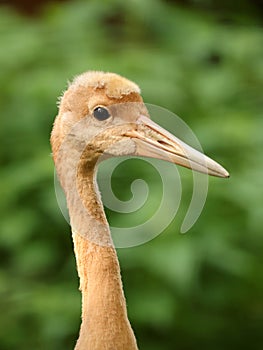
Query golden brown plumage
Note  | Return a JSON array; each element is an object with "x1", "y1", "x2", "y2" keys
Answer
[{"x1": 51, "y1": 71, "x2": 228, "y2": 350}]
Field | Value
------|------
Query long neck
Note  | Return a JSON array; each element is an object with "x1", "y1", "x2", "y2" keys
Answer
[
  {"x1": 72, "y1": 233, "x2": 138, "y2": 350},
  {"x1": 61, "y1": 152, "x2": 138, "y2": 350}
]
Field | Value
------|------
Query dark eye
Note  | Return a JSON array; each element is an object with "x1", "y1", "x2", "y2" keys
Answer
[{"x1": 93, "y1": 106, "x2": 111, "y2": 121}]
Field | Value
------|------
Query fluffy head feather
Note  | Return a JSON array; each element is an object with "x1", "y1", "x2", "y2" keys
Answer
[
  {"x1": 70, "y1": 71, "x2": 141, "y2": 99},
  {"x1": 52, "y1": 71, "x2": 143, "y2": 159}
]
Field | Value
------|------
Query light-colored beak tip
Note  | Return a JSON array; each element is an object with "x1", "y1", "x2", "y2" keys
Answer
[
  {"x1": 212, "y1": 165, "x2": 230, "y2": 178},
  {"x1": 221, "y1": 168, "x2": 230, "y2": 178}
]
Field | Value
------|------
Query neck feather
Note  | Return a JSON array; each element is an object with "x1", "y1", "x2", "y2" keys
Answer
[
  {"x1": 72, "y1": 233, "x2": 138, "y2": 350},
  {"x1": 57, "y1": 144, "x2": 138, "y2": 350}
]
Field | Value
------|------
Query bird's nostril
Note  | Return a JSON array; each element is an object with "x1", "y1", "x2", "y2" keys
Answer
[{"x1": 157, "y1": 140, "x2": 169, "y2": 146}]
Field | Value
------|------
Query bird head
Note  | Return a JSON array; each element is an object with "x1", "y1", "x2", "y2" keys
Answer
[{"x1": 51, "y1": 71, "x2": 229, "y2": 178}]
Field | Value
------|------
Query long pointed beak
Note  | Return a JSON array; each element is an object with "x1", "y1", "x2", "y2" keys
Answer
[{"x1": 125, "y1": 115, "x2": 229, "y2": 178}]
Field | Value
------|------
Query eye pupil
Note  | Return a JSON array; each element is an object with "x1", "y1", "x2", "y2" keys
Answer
[{"x1": 93, "y1": 107, "x2": 110, "y2": 121}]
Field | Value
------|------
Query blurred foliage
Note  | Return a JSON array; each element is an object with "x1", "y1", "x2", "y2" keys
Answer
[{"x1": 0, "y1": 0, "x2": 263, "y2": 349}]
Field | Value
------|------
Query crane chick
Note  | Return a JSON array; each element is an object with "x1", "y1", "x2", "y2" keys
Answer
[{"x1": 51, "y1": 71, "x2": 228, "y2": 350}]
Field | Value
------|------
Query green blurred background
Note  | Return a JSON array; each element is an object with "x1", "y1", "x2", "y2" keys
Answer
[{"x1": 0, "y1": 0, "x2": 262, "y2": 349}]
